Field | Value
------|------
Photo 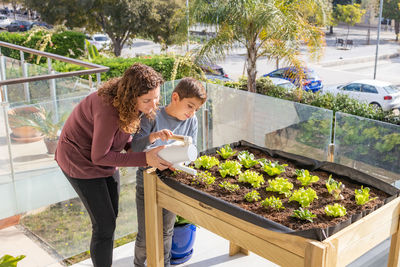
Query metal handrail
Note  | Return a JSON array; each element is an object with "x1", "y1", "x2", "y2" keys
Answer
[{"x1": 0, "y1": 41, "x2": 109, "y2": 87}]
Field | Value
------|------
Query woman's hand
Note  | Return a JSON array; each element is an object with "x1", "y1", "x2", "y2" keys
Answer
[
  {"x1": 145, "y1": 145, "x2": 172, "y2": 170},
  {"x1": 149, "y1": 129, "x2": 173, "y2": 143}
]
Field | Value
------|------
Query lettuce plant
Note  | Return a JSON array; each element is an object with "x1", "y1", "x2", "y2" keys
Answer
[
  {"x1": 259, "y1": 159, "x2": 287, "y2": 176},
  {"x1": 355, "y1": 186, "x2": 377, "y2": 205},
  {"x1": 194, "y1": 155, "x2": 219, "y2": 169},
  {"x1": 261, "y1": 196, "x2": 285, "y2": 210},
  {"x1": 292, "y1": 207, "x2": 316, "y2": 222},
  {"x1": 265, "y1": 177, "x2": 293, "y2": 197},
  {"x1": 219, "y1": 160, "x2": 242, "y2": 178},
  {"x1": 219, "y1": 181, "x2": 240, "y2": 192},
  {"x1": 325, "y1": 203, "x2": 347, "y2": 217},
  {"x1": 326, "y1": 175, "x2": 345, "y2": 200},
  {"x1": 295, "y1": 169, "x2": 319, "y2": 186},
  {"x1": 191, "y1": 171, "x2": 216, "y2": 187},
  {"x1": 289, "y1": 187, "x2": 318, "y2": 207},
  {"x1": 238, "y1": 170, "x2": 265, "y2": 188},
  {"x1": 244, "y1": 190, "x2": 261, "y2": 202},
  {"x1": 237, "y1": 151, "x2": 258, "y2": 168},
  {"x1": 217, "y1": 144, "x2": 237, "y2": 159}
]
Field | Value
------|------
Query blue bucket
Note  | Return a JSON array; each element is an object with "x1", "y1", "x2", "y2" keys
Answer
[{"x1": 171, "y1": 223, "x2": 196, "y2": 265}]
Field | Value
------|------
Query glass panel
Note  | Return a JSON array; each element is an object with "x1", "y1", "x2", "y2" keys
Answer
[
  {"x1": 334, "y1": 112, "x2": 400, "y2": 185},
  {"x1": 206, "y1": 84, "x2": 256, "y2": 148},
  {"x1": 206, "y1": 84, "x2": 333, "y2": 161}
]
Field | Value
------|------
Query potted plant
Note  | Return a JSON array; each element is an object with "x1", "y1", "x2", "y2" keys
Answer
[
  {"x1": 170, "y1": 215, "x2": 197, "y2": 265},
  {"x1": 7, "y1": 106, "x2": 44, "y2": 143},
  {"x1": 15, "y1": 106, "x2": 70, "y2": 154}
]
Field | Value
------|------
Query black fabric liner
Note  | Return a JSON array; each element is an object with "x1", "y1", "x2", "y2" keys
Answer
[{"x1": 157, "y1": 140, "x2": 400, "y2": 241}]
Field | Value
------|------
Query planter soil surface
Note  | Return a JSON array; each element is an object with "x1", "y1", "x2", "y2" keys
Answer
[{"x1": 158, "y1": 141, "x2": 399, "y2": 240}]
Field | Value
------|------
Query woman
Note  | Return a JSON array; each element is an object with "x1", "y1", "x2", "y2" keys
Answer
[{"x1": 55, "y1": 63, "x2": 171, "y2": 267}]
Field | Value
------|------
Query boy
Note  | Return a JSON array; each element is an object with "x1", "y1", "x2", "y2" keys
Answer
[{"x1": 131, "y1": 77, "x2": 207, "y2": 267}]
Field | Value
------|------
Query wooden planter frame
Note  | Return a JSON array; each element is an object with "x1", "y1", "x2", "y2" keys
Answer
[{"x1": 144, "y1": 169, "x2": 400, "y2": 267}]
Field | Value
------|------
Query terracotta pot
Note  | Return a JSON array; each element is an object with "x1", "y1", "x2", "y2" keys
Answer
[
  {"x1": 44, "y1": 138, "x2": 58, "y2": 154},
  {"x1": 7, "y1": 106, "x2": 44, "y2": 141}
]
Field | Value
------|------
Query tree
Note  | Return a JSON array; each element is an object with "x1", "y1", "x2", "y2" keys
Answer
[
  {"x1": 23, "y1": 0, "x2": 157, "y2": 56},
  {"x1": 381, "y1": 0, "x2": 400, "y2": 41},
  {"x1": 191, "y1": 0, "x2": 330, "y2": 93},
  {"x1": 329, "y1": 0, "x2": 360, "y2": 34},
  {"x1": 147, "y1": 0, "x2": 188, "y2": 52},
  {"x1": 334, "y1": 3, "x2": 366, "y2": 42}
]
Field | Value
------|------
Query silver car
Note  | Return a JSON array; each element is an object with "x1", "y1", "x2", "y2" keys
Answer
[{"x1": 325, "y1": 79, "x2": 400, "y2": 112}]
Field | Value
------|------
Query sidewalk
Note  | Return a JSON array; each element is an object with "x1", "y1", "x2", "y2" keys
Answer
[{"x1": 0, "y1": 225, "x2": 64, "y2": 267}]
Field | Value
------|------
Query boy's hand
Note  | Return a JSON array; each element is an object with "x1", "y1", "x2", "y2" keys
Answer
[
  {"x1": 149, "y1": 129, "x2": 173, "y2": 143},
  {"x1": 145, "y1": 145, "x2": 172, "y2": 170}
]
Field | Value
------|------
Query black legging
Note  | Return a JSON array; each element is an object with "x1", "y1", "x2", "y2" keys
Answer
[{"x1": 64, "y1": 171, "x2": 120, "y2": 267}]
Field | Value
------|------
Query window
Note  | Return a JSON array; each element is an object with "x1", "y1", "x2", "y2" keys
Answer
[
  {"x1": 361, "y1": 84, "x2": 378, "y2": 94},
  {"x1": 342, "y1": 83, "x2": 361, "y2": 92},
  {"x1": 383, "y1": 85, "x2": 400, "y2": 94}
]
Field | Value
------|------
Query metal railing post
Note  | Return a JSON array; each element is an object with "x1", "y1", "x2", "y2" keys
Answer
[
  {"x1": 47, "y1": 58, "x2": 59, "y2": 122},
  {"x1": 96, "y1": 73, "x2": 101, "y2": 89},
  {"x1": 328, "y1": 143, "x2": 335, "y2": 163},
  {"x1": 20, "y1": 50, "x2": 30, "y2": 102},
  {"x1": 0, "y1": 54, "x2": 8, "y2": 102}
]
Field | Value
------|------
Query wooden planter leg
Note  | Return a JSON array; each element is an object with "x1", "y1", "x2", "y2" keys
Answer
[
  {"x1": 388, "y1": 219, "x2": 400, "y2": 267},
  {"x1": 144, "y1": 169, "x2": 164, "y2": 267},
  {"x1": 229, "y1": 241, "x2": 249, "y2": 256}
]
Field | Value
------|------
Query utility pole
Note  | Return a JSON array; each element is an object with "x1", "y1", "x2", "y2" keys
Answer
[
  {"x1": 186, "y1": 0, "x2": 190, "y2": 53},
  {"x1": 373, "y1": 0, "x2": 383, "y2": 80}
]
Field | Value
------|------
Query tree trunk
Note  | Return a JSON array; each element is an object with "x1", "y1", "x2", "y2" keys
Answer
[
  {"x1": 329, "y1": 26, "x2": 333, "y2": 34},
  {"x1": 395, "y1": 20, "x2": 399, "y2": 42},
  {"x1": 113, "y1": 41, "x2": 122, "y2": 57},
  {"x1": 246, "y1": 42, "x2": 257, "y2": 93}
]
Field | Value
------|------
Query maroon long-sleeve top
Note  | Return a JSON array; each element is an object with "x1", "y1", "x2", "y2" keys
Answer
[{"x1": 55, "y1": 92, "x2": 147, "y2": 179}]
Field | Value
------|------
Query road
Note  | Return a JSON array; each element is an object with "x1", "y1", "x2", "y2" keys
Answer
[{"x1": 122, "y1": 24, "x2": 400, "y2": 88}]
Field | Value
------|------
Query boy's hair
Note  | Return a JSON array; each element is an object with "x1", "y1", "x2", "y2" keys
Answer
[{"x1": 173, "y1": 77, "x2": 207, "y2": 104}]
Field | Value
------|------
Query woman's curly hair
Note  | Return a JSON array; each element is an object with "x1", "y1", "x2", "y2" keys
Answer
[{"x1": 97, "y1": 63, "x2": 164, "y2": 133}]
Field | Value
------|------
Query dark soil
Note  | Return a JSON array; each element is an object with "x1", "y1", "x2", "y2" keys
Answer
[{"x1": 160, "y1": 145, "x2": 389, "y2": 232}]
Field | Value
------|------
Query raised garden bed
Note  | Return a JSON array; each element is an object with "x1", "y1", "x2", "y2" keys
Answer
[{"x1": 157, "y1": 140, "x2": 399, "y2": 241}]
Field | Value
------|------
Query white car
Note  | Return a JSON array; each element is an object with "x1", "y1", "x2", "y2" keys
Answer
[
  {"x1": 324, "y1": 79, "x2": 400, "y2": 111},
  {"x1": 0, "y1": 15, "x2": 11, "y2": 29},
  {"x1": 269, "y1": 77, "x2": 296, "y2": 90},
  {"x1": 86, "y1": 34, "x2": 111, "y2": 50}
]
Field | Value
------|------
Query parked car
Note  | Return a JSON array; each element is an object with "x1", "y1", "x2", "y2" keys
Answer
[
  {"x1": 323, "y1": 79, "x2": 400, "y2": 112},
  {"x1": 86, "y1": 33, "x2": 111, "y2": 50},
  {"x1": 200, "y1": 63, "x2": 232, "y2": 81},
  {"x1": 268, "y1": 77, "x2": 296, "y2": 90},
  {"x1": 263, "y1": 67, "x2": 323, "y2": 92},
  {"x1": 0, "y1": 15, "x2": 11, "y2": 29},
  {"x1": 30, "y1": 21, "x2": 53, "y2": 29},
  {"x1": 6, "y1": 20, "x2": 32, "y2": 32}
]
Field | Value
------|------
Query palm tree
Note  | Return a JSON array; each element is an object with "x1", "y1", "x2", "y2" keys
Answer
[{"x1": 191, "y1": 0, "x2": 330, "y2": 93}]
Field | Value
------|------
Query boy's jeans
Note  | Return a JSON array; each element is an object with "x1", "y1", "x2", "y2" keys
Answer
[{"x1": 134, "y1": 175, "x2": 176, "y2": 267}]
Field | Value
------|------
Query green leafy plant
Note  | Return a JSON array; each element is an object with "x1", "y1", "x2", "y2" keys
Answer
[
  {"x1": 259, "y1": 159, "x2": 287, "y2": 176},
  {"x1": 244, "y1": 190, "x2": 261, "y2": 202},
  {"x1": 238, "y1": 170, "x2": 265, "y2": 188},
  {"x1": 217, "y1": 144, "x2": 237, "y2": 159},
  {"x1": 295, "y1": 169, "x2": 319, "y2": 186},
  {"x1": 191, "y1": 171, "x2": 216, "y2": 187},
  {"x1": 261, "y1": 196, "x2": 285, "y2": 210},
  {"x1": 0, "y1": 254, "x2": 25, "y2": 267},
  {"x1": 237, "y1": 151, "x2": 258, "y2": 168},
  {"x1": 194, "y1": 155, "x2": 219, "y2": 169},
  {"x1": 289, "y1": 187, "x2": 318, "y2": 208},
  {"x1": 326, "y1": 175, "x2": 345, "y2": 200},
  {"x1": 355, "y1": 186, "x2": 377, "y2": 205},
  {"x1": 265, "y1": 177, "x2": 293, "y2": 197},
  {"x1": 219, "y1": 160, "x2": 242, "y2": 178},
  {"x1": 219, "y1": 181, "x2": 240, "y2": 192},
  {"x1": 325, "y1": 203, "x2": 347, "y2": 217},
  {"x1": 175, "y1": 215, "x2": 192, "y2": 226},
  {"x1": 292, "y1": 207, "x2": 316, "y2": 222}
]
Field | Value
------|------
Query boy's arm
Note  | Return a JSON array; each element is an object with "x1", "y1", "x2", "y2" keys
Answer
[{"x1": 131, "y1": 116, "x2": 154, "y2": 152}]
